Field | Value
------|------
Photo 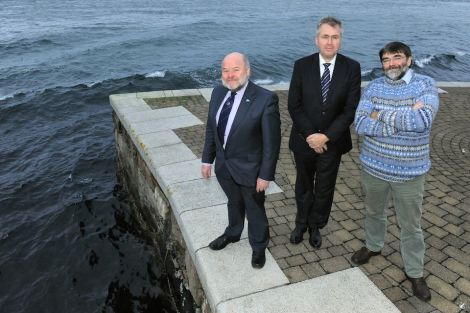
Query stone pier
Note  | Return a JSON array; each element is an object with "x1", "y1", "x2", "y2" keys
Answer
[{"x1": 110, "y1": 82, "x2": 470, "y2": 313}]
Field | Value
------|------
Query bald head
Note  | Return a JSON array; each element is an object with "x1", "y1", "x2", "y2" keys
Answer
[{"x1": 221, "y1": 52, "x2": 251, "y2": 91}]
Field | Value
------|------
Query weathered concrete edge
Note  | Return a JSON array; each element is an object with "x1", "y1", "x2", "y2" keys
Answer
[{"x1": 217, "y1": 268, "x2": 401, "y2": 313}]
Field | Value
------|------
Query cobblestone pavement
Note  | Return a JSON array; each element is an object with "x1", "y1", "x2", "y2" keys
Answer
[{"x1": 145, "y1": 87, "x2": 470, "y2": 313}]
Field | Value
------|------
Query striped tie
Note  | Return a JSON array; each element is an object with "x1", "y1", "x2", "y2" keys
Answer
[
  {"x1": 217, "y1": 91, "x2": 236, "y2": 144},
  {"x1": 321, "y1": 63, "x2": 331, "y2": 103}
]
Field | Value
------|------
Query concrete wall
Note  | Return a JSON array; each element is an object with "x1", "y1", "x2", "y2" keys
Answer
[{"x1": 113, "y1": 112, "x2": 210, "y2": 313}]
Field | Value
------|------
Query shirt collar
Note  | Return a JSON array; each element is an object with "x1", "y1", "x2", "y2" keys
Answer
[
  {"x1": 401, "y1": 69, "x2": 413, "y2": 84},
  {"x1": 319, "y1": 54, "x2": 337, "y2": 67}
]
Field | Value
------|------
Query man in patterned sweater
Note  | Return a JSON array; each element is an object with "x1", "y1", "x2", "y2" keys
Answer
[{"x1": 351, "y1": 42, "x2": 439, "y2": 301}]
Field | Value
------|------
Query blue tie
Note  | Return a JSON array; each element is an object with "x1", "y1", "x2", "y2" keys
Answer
[
  {"x1": 217, "y1": 91, "x2": 236, "y2": 144},
  {"x1": 321, "y1": 63, "x2": 331, "y2": 103}
]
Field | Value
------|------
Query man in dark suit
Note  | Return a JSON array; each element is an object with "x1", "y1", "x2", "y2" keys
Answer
[
  {"x1": 288, "y1": 17, "x2": 361, "y2": 248},
  {"x1": 201, "y1": 52, "x2": 281, "y2": 269}
]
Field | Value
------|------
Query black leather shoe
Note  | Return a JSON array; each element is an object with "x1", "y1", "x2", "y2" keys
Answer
[
  {"x1": 351, "y1": 247, "x2": 381, "y2": 265},
  {"x1": 290, "y1": 226, "x2": 307, "y2": 244},
  {"x1": 406, "y1": 275, "x2": 431, "y2": 302},
  {"x1": 308, "y1": 227, "x2": 322, "y2": 248},
  {"x1": 251, "y1": 250, "x2": 266, "y2": 269},
  {"x1": 209, "y1": 234, "x2": 239, "y2": 251}
]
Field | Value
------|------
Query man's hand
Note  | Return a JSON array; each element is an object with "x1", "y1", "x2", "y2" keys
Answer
[
  {"x1": 256, "y1": 178, "x2": 270, "y2": 193},
  {"x1": 312, "y1": 144, "x2": 328, "y2": 154},
  {"x1": 370, "y1": 111, "x2": 379, "y2": 120},
  {"x1": 306, "y1": 133, "x2": 329, "y2": 154},
  {"x1": 201, "y1": 164, "x2": 212, "y2": 179},
  {"x1": 413, "y1": 101, "x2": 424, "y2": 110}
]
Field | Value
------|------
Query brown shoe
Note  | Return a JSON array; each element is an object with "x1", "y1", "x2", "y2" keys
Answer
[
  {"x1": 406, "y1": 275, "x2": 431, "y2": 302},
  {"x1": 351, "y1": 247, "x2": 381, "y2": 265}
]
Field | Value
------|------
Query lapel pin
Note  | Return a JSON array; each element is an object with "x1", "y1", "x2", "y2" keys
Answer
[{"x1": 246, "y1": 99, "x2": 250, "y2": 103}]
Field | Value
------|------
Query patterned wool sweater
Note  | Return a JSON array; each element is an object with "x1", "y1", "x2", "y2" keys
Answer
[{"x1": 354, "y1": 70, "x2": 439, "y2": 182}]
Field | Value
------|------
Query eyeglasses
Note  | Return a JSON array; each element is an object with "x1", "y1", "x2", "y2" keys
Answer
[{"x1": 381, "y1": 55, "x2": 406, "y2": 64}]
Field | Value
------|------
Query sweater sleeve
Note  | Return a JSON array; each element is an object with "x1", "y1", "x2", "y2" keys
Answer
[
  {"x1": 376, "y1": 77, "x2": 439, "y2": 133},
  {"x1": 354, "y1": 84, "x2": 397, "y2": 137}
]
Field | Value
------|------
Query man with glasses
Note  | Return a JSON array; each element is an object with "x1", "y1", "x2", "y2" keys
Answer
[{"x1": 352, "y1": 42, "x2": 439, "y2": 301}]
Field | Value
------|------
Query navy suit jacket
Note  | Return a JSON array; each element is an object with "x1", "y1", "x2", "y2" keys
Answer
[
  {"x1": 288, "y1": 53, "x2": 361, "y2": 155},
  {"x1": 202, "y1": 81, "x2": 281, "y2": 187}
]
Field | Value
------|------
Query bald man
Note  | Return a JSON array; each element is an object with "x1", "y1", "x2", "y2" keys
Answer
[{"x1": 201, "y1": 52, "x2": 281, "y2": 268}]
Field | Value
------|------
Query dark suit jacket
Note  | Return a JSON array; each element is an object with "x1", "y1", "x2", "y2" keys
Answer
[
  {"x1": 288, "y1": 53, "x2": 361, "y2": 155},
  {"x1": 202, "y1": 81, "x2": 281, "y2": 187}
]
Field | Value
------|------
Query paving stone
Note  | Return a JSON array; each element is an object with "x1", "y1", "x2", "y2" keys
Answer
[
  {"x1": 269, "y1": 245, "x2": 290, "y2": 259},
  {"x1": 427, "y1": 275, "x2": 459, "y2": 300},
  {"x1": 315, "y1": 248, "x2": 332, "y2": 259},
  {"x1": 383, "y1": 264, "x2": 406, "y2": 284},
  {"x1": 423, "y1": 212, "x2": 448, "y2": 227},
  {"x1": 286, "y1": 254, "x2": 306, "y2": 267},
  {"x1": 276, "y1": 258, "x2": 289, "y2": 269},
  {"x1": 319, "y1": 256, "x2": 350, "y2": 273},
  {"x1": 369, "y1": 255, "x2": 393, "y2": 270},
  {"x1": 344, "y1": 209, "x2": 363, "y2": 220},
  {"x1": 302, "y1": 251, "x2": 319, "y2": 263},
  {"x1": 285, "y1": 242, "x2": 309, "y2": 255},
  {"x1": 271, "y1": 235, "x2": 290, "y2": 245},
  {"x1": 387, "y1": 251, "x2": 404, "y2": 269},
  {"x1": 443, "y1": 233, "x2": 467, "y2": 248},
  {"x1": 339, "y1": 219, "x2": 360, "y2": 231},
  {"x1": 395, "y1": 300, "x2": 419, "y2": 313},
  {"x1": 330, "y1": 210, "x2": 349, "y2": 221},
  {"x1": 426, "y1": 260, "x2": 460, "y2": 283},
  {"x1": 423, "y1": 203, "x2": 447, "y2": 217},
  {"x1": 442, "y1": 196, "x2": 460, "y2": 205},
  {"x1": 407, "y1": 296, "x2": 435, "y2": 313},
  {"x1": 300, "y1": 262, "x2": 326, "y2": 278},
  {"x1": 383, "y1": 287, "x2": 408, "y2": 302},
  {"x1": 428, "y1": 290, "x2": 460, "y2": 313},
  {"x1": 328, "y1": 245, "x2": 348, "y2": 257},
  {"x1": 443, "y1": 246, "x2": 470, "y2": 266},
  {"x1": 425, "y1": 235, "x2": 448, "y2": 250},
  {"x1": 271, "y1": 223, "x2": 291, "y2": 236},
  {"x1": 369, "y1": 273, "x2": 394, "y2": 290},
  {"x1": 442, "y1": 214, "x2": 464, "y2": 227},
  {"x1": 455, "y1": 294, "x2": 470, "y2": 312},
  {"x1": 426, "y1": 225, "x2": 449, "y2": 238},
  {"x1": 345, "y1": 238, "x2": 364, "y2": 252},
  {"x1": 425, "y1": 247, "x2": 448, "y2": 263},
  {"x1": 456, "y1": 278, "x2": 470, "y2": 297},
  {"x1": 284, "y1": 266, "x2": 308, "y2": 283}
]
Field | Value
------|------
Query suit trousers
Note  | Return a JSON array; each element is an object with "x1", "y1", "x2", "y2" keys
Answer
[
  {"x1": 293, "y1": 151, "x2": 342, "y2": 230},
  {"x1": 217, "y1": 175, "x2": 269, "y2": 252},
  {"x1": 362, "y1": 170, "x2": 425, "y2": 278}
]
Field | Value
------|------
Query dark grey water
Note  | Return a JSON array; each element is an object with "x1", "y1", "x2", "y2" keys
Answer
[{"x1": 1, "y1": 0, "x2": 469, "y2": 312}]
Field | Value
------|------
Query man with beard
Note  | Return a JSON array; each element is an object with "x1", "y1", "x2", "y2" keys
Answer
[
  {"x1": 352, "y1": 42, "x2": 439, "y2": 301},
  {"x1": 201, "y1": 52, "x2": 281, "y2": 269}
]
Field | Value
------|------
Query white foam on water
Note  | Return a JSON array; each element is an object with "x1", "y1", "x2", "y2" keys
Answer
[
  {"x1": 145, "y1": 70, "x2": 167, "y2": 78},
  {"x1": 415, "y1": 55, "x2": 435, "y2": 68},
  {"x1": 253, "y1": 78, "x2": 274, "y2": 85}
]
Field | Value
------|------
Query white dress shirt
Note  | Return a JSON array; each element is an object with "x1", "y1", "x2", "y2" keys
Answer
[
  {"x1": 216, "y1": 82, "x2": 248, "y2": 147},
  {"x1": 319, "y1": 54, "x2": 337, "y2": 79}
]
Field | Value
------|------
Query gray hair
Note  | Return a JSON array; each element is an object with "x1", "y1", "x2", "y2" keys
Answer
[
  {"x1": 221, "y1": 52, "x2": 250, "y2": 70},
  {"x1": 316, "y1": 16, "x2": 343, "y2": 36}
]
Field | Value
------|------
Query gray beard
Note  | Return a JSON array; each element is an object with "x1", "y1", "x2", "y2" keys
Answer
[{"x1": 385, "y1": 65, "x2": 409, "y2": 80}]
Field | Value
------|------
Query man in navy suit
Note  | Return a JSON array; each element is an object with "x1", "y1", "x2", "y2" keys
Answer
[
  {"x1": 201, "y1": 52, "x2": 281, "y2": 268},
  {"x1": 288, "y1": 17, "x2": 361, "y2": 248}
]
